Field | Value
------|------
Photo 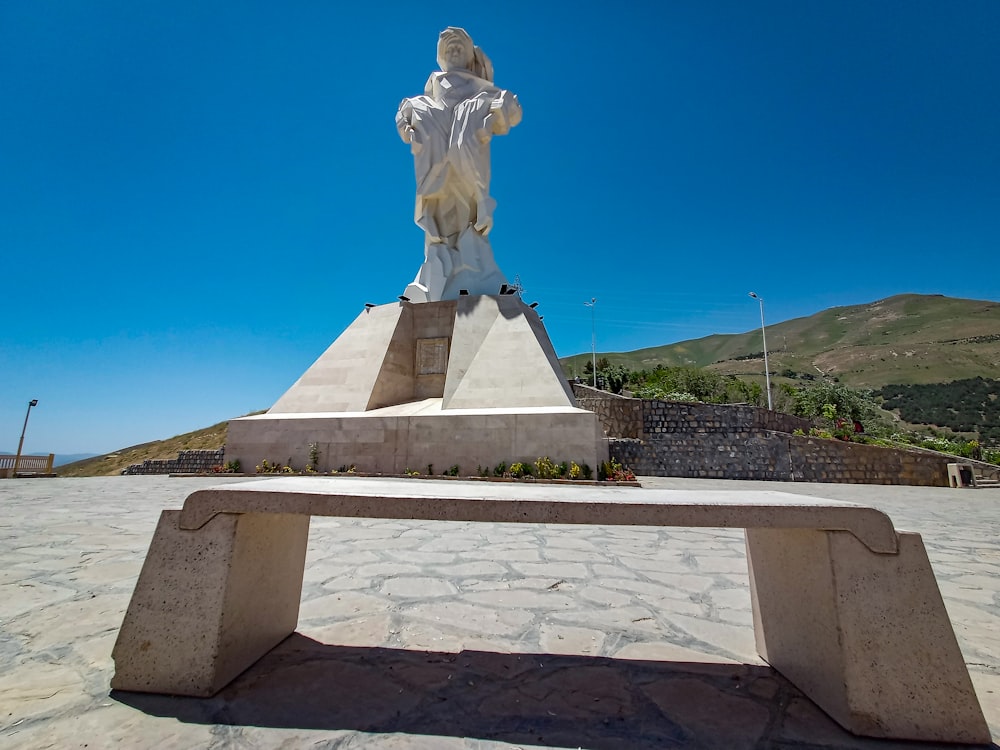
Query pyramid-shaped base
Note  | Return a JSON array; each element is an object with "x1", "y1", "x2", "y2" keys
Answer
[{"x1": 227, "y1": 296, "x2": 608, "y2": 474}]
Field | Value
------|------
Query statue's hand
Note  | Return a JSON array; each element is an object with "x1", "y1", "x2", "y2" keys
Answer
[
  {"x1": 475, "y1": 196, "x2": 497, "y2": 235},
  {"x1": 474, "y1": 214, "x2": 493, "y2": 235},
  {"x1": 407, "y1": 128, "x2": 423, "y2": 154},
  {"x1": 396, "y1": 101, "x2": 420, "y2": 149}
]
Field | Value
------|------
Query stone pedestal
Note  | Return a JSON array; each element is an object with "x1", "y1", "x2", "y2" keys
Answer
[{"x1": 226, "y1": 295, "x2": 607, "y2": 474}]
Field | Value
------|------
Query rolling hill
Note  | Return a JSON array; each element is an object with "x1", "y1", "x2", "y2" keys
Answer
[{"x1": 560, "y1": 294, "x2": 1000, "y2": 390}]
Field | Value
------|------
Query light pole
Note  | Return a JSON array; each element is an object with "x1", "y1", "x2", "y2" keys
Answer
[
  {"x1": 584, "y1": 297, "x2": 597, "y2": 388},
  {"x1": 12, "y1": 399, "x2": 39, "y2": 477},
  {"x1": 748, "y1": 293, "x2": 773, "y2": 410}
]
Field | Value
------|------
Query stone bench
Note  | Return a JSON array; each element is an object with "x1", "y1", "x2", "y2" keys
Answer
[{"x1": 111, "y1": 477, "x2": 989, "y2": 744}]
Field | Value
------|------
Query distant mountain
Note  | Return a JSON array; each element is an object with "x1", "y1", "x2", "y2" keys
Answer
[
  {"x1": 54, "y1": 453, "x2": 101, "y2": 466},
  {"x1": 560, "y1": 294, "x2": 1000, "y2": 390}
]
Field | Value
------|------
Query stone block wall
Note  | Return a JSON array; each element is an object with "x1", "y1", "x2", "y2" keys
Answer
[
  {"x1": 573, "y1": 386, "x2": 643, "y2": 438},
  {"x1": 786, "y1": 436, "x2": 950, "y2": 486},
  {"x1": 572, "y1": 384, "x2": 811, "y2": 440},
  {"x1": 123, "y1": 449, "x2": 225, "y2": 475},
  {"x1": 612, "y1": 432, "x2": 951, "y2": 485},
  {"x1": 636, "y1": 399, "x2": 812, "y2": 439},
  {"x1": 573, "y1": 385, "x2": 952, "y2": 486}
]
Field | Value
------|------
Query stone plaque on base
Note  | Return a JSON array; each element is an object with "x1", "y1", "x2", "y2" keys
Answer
[{"x1": 416, "y1": 337, "x2": 449, "y2": 375}]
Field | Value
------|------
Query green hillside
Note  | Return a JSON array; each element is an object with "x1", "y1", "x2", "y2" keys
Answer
[{"x1": 561, "y1": 294, "x2": 1000, "y2": 390}]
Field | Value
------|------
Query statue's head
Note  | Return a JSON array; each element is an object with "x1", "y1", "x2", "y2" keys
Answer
[
  {"x1": 437, "y1": 27, "x2": 493, "y2": 81},
  {"x1": 437, "y1": 27, "x2": 474, "y2": 72}
]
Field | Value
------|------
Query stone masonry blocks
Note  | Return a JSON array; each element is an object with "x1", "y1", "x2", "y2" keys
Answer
[{"x1": 574, "y1": 387, "x2": 954, "y2": 485}]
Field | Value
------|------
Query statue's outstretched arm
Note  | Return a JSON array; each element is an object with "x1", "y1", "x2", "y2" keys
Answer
[
  {"x1": 489, "y1": 91, "x2": 522, "y2": 136},
  {"x1": 396, "y1": 100, "x2": 415, "y2": 144},
  {"x1": 478, "y1": 90, "x2": 522, "y2": 145}
]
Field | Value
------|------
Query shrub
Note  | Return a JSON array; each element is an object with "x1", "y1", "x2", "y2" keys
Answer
[
  {"x1": 599, "y1": 458, "x2": 635, "y2": 482},
  {"x1": 509, "y1": 462, "x2": 532, "y2": 478},
  {"x1": 256, "y1": 459, "x2": 284, "y2": 474},
  {"x1": 533, "y1": 456, "x2": 558, "y2": 479}
]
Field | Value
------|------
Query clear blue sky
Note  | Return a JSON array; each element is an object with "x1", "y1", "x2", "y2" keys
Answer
[{"x1": 2, "y1": 1, "x2": 998, "y2": 454}]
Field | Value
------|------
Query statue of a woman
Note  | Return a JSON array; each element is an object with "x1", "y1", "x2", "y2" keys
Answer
[{"x1": 396, "y1": 27, "x2": 522, "y2": 302}]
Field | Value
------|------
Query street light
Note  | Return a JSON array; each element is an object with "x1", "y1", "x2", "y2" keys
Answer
[
  {"x1": 748, "y1": 293, "x2": 773, "y2": 410},
  {"x1": 584, "y1": 297, "x2": 597, "y2": 388},
  {"x1": 12, "y1": 399, "x2": 39, "y2": 477}
]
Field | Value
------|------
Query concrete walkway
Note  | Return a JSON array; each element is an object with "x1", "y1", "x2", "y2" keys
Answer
[{"x1": 1, "y1": 475, "x2": 998, "y2": 749}]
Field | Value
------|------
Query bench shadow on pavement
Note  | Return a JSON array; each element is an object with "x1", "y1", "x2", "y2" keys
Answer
[{"x1": 112, "y1": 633, "x2": 995, "y2": 749}]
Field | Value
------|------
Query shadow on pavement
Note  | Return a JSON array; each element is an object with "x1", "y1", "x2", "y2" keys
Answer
[{"x1": 112, "y1": 634, "x2": 994, "y2": 749}]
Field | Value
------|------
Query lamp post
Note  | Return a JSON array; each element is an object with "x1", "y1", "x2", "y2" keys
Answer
[
  {"x1": 748, "y1": 293, "x2": 773, "y2": 410},
  {"x1": 12, "y1": 399, "x2": 39, "y2": 477},
  {"x1": 584, "y1": 297, "x2": 597, "y2": 388}
]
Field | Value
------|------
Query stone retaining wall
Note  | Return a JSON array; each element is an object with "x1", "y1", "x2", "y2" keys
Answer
[
  {"x1": 785, "y1": 434, "x2": 951, "y2": 485},
  {"x1": 573, "y1": 384, "x2": 951, "y2": 486},
  {"x1": 573, "y1": 387, "x2": 643, "y2": 438},
  {"x1": 636, "y1": 399, "x2": 811, "y2": 438},
  {"x1": 572, "y1": 384, "x2": 811, "y2": 439},
  {"x1": 611, "y1": 433, "x2": 951, "y2": 485},
  {"x1": 123, "y1": 449, "x2": 225, "y2": 475}
]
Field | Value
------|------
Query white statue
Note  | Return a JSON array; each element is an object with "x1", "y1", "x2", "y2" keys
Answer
[{"x1": 396, "y1": 27, "x2": 522, "y2": 302}]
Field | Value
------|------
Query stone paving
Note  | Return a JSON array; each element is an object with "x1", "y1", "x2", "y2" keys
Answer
[{"x1": 1, "y1": 475, "x2": 998, "y2": 749}]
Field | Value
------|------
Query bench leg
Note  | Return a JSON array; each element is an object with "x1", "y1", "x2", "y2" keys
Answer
[
  {"x1": 745, "y1": 528, "x2": 989, "y2": 744},
  {"x1": 112, "y1": 510, "x2": 310, "y2": 696}
]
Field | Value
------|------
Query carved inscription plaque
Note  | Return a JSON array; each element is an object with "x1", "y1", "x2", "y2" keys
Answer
[{"x1": 416, "y1": 337, "x2": 449, "y2": 375}]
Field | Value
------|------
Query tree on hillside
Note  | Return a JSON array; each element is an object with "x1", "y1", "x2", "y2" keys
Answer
[
  {"x1": 583, "y1": 357, "x2": 612, "y2": 374},
  {"x1": 583, "y1": 358, "x2": 629, "y2": 394},
  {"x1": 630, "y1": 366, "x2": 765, "y2": 406},
  {"x1": 792, "y1": 381, "x2": 881, "y2": 425},
  {"x1": 877, "y1": 377, "x2": 1000, "y2": 443}
]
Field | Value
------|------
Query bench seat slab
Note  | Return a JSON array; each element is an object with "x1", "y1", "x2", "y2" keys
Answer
[
  {"x1": 747, "y1": 528, "x2": 989, "y2": 744},
  {"x1": 111, "y1": 510, "x2": 310, "y2": 696},
  {"x1": 179, "y1": 477, "x2": 900, "y2": 554}
]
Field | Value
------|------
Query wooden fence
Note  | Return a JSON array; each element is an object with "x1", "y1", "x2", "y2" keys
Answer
[{"x1": 0, "y1": 453, "x2": 55, "y2": 478}]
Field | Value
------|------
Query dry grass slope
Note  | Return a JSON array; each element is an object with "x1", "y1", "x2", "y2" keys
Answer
[{"x1": 57, "y1": 421, "x2": 230, "y2": 477}]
